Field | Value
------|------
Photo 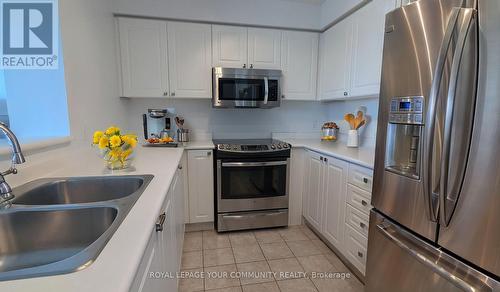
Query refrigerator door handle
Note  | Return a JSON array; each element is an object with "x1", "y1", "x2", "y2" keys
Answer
[
  {"x1": 423, "y1": 7, "x2": 461, "y2": 222},
  {"x1": 440, "y1": 8, "x2": 477, "y2": 227},
  {"x1": 377, "y1": 221, "x2": 494, "y2": 292}
]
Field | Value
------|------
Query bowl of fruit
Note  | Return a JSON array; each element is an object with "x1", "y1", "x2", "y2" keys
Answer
[{"x1": 321, "y1": 122, "x2": 339, "y2": 141}]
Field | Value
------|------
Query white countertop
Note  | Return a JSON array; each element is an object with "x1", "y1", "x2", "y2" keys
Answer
[
  {"x1": 283, "y1": 138, "x2": 375, "y2": 169},
  {"x1": 0, "y1": 143, "x2": 195, "y2": 292}
]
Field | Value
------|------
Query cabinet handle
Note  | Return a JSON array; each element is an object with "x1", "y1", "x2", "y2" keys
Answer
[
  {"x1": 361, "y1": 200, "x2": 368, "y2": 206},
  {"x1": 207, "y1": 151, "x2": 212, "y2": 156},
  {"x1": 282, "y1": 95, "x2": 286, "y2": 99},
  {"x1": 250, "y1": 64, "x2": 254, "y2": 69},
  {"x1": 171, "y1": 92, "x2": 176, "y2": 97},
  {"x1": 363, "y1": 177, "x2": 369, "y2": 184},
  {"x1": 320, "y1": 157, "x2": 324, "y2": 161},
  {"x1": 360, "y1": 222, "x2": 366, "y2": 229},
  {"x1": 163, "y1": 92, "x2": 167, "y2": 96},
  {"x1": 324, "y1": 158, "x2": 328, "y2": 163},
  {"x1": 178, "y1": 165, "x2": 183, "y2": 170},
  {"x1": 155, "y1": 212, "x2": 166, "y2": 232},
  {"x1": 344, "y1": 91, "x2": 348, "y2": 96},
  {"x1": 357, "y1": 251, "x2": 364, "y2": 258},
  {"x1": 243, "y1": 64, "x2": 247, "y2": 68}
]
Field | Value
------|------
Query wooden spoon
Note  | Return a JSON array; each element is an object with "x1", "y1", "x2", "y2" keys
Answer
[
  {"x1": 356, "y1": 120, "x2": 366, "y2": 130},
  {"x1": 344, "y1": 113, "x2": 355, "y2": 130}
]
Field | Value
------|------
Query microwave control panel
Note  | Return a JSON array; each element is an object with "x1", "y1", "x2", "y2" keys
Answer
[{"x1": 389, "y1": 96, "x2": 424, "y2": 125}]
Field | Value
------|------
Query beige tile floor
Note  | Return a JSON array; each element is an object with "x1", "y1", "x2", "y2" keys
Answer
[{"x1": 179, "y1": 225, "x2": 364, "y2": 292}]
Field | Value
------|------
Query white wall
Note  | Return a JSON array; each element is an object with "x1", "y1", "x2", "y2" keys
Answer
[
  {"x1": 320, "y1": 0, "x2": 368, "y2": 28},
  {"x1": 113, "y1": 0, "x2": 322, "y2": 30},
  {"x1": 60, "y1": 0, "x2": 128, "y2": 140},
  {"x1": 126, "y1": 99, "x2": 329, "y2": 140},
  {"x1": 326, "y1": 99, "x2": 379, "y2": 146}
]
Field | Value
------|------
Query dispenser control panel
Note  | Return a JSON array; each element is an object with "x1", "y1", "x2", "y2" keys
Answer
[{"x1": 389, "y1": 96, "x2": 424, "y2": 125}]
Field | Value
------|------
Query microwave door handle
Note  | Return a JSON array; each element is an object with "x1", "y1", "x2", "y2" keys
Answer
[
  {"x1": 263, "y1": 77, "x2": 269, "y2": 105},
  {"x1": 422, "y1": 7, "x2": 461, "y2": 223},
  {"x1": 439, "y1": 8, "x2": 476, "y2": 227}
]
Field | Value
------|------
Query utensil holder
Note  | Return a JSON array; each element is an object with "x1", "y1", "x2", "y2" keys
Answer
[{"x1": 347, "y1": 130, "x2": 359, "y2": 148}]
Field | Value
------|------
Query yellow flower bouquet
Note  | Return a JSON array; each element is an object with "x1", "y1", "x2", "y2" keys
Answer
[{"x1": 92, "y1": 126, "x2": 138, "y2": 170}]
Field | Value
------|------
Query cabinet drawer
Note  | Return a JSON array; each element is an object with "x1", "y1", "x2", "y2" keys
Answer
[
  {"x1": 344, "y1": 224, "x2": 368, "y2": 275},
  {"x1": 345, "y1": 204, "x2": 369, "y2": 237},
  {"x1": 348, "y1": 164, "x2": 373, "y2": 192},
  {"x1": 346, "y1": 184, "x2": 371, "y2": 215}
]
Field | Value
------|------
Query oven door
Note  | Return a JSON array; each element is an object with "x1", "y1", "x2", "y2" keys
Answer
[
  {"x1": 212, "y1": 68, "x2": 281, "y2": 108},
  {"x1": 217, "y1": 159, "x2": 290, "y2": 213}
]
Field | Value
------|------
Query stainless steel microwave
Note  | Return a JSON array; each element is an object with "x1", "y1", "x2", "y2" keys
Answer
[{"x1": 212, "y1": 67, "x2": 282, "y2": 108}]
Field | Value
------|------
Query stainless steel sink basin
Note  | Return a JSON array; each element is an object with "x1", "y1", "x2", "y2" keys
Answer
[
  {"x1": 0, "y1": 174, "x2": 153, "y2": 281},
  {"x1": 13, "y1": 176, "x2": 146, "y2": 205}
]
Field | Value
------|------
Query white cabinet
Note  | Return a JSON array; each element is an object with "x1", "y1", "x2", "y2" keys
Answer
[
  {"x1": 349, "y1": 0, "x2": 394, "y2": 97},
  {"x1": 319, "y1": 17, "x2": 352, "y2": 100},
  {"x1": 303, "y1": 151, "x2": 324, "y2": 231},
  {"x1": 302, "y1": 149, "x2": 373, "y2": 276},
  {"x1": 167, "y1": 22, "x2": 212, "y2": 98},
  {"x1": 319, "y1": 0, "x2": 395, "y2": 100},
  {"x1": 187, "y1": 150, "x2": 214, "y2": 223},
  {"x1": 117, "y1": 18, "x2": 212, "y2": 98},
  {"x1": 212, "y1": 25, "x2": 248, "y2": 68},
  {"x1": 118, "y1": 18, "x2": 169, "y2": 98},
  {"x1": 130, "y1": 166, "x2": 186, "y2": 292},
  {"x1": 322, "y1": 157, "x2": 348, "y2": 251},
  {"x1": 212, "y1": 25, "x2": 281, "y2": 69},
  {"x1": 281, "y1": 31, "x2": 319, "y2": 100},
  {"x1": 247, "y1": 28, "x2": 282, "y2": 69}
]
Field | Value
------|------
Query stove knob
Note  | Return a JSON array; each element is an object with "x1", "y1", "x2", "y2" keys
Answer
[
  {"x1": 233, "y1": 146, "x2": 238, "y2": 150},
  {"x1": 283, "y1": 144, "x2": 289, "y2": 149},
  {"x1": 271, "y1": 144, "x2": 276, "y2": 150},
  {"x1": 218, "y1": 145, "x2": 223, "y2": 150},
  {"x1": 277, "y1": 144, "x2": 282, "y2": 149},
  {"x1": 225, "y1": 145, "x2": 231, "y2": 150}
]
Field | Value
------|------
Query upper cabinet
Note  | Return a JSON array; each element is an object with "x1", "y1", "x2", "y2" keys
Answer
[
  {"x1": 118, "y1": 18, "x2": 169, "y2": 98},
  {"x1": 167, "y1": 22, "x2": 212, "y2": 98},
  {"x1": 319, "y1": 17, "x2": 353, "y2": 100},
  {"x1": 212, "y1": 25, "x2": 281, "y2": 69},
  {"x1": 117, "y1": 18, "x2": 212, "y2": 98},
  {"x1": 319, "y1": 0, "x2": 395, "y2": 100},
  {"x1": 281, "y1": 31, "x2": 319, "y2": 101},
  {"x1": 212, "y1": 25, "x2": 248, "y2": 68},
  {"x1": 247, "y1": 28, "x2": 282, "y2": 69}
]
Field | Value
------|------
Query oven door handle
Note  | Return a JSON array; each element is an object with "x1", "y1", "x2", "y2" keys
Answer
[{"x1": 222, "y1": 161, "x2": 288, "y2": 167}]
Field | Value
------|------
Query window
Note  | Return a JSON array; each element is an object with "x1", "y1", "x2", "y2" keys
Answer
[{"x1": 0, "y1": 40, "x2": 70, "y2": 142}]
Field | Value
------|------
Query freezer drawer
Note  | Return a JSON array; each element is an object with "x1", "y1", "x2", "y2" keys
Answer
[{"x1": 366, "y1": 210, "x2": 500, "y2": 292}]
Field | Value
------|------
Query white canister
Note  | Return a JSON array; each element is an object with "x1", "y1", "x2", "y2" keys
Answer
[{"x1": 347, "y1": 130, "x2": 359, "y2": 148}]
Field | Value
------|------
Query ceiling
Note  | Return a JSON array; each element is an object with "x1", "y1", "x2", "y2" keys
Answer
[{"x1": 279, "y1": 0, "x2": 325, "y2": 5}]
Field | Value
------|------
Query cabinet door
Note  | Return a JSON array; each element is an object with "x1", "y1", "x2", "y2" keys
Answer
[
  {"x1": 187, "y1": 150, "x2": 214, "y2": 223},
  {"x1": 130, "y1": 226, "x2": 163, "y2": 292},
  {"x1": 172, "y1": 167, "x2": 185, "y2": 261},
  {"x1": 322, "y1": 156, "x2": 348, "y2": 251},
  {"x1": 281, "y1": 31, "x2": 319, "y2": 100},
  {"x1": 212, "y1": 25, "x2": 247, "y2": 68},
  {"x1": 167, "y1": 22, "x2": 212, "y2": 98},
  {"x1": 118, "y1": 18, "x2": 168, "y2": 98},
  {"x1": 247, "y1": 28, "x2": 282, "y2": 69},
  {"x1": 303, "y1": 151, "x2": 323, "y2": 231},
  {"x1": 349, "y1": 0, "x2": 395, "y2": 98},
  {"x1": 319, "y1": 18, "x2": 353, "y2": 100}
]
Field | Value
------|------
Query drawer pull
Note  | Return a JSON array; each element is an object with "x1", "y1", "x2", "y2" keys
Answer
[
  {"x1": 360, "y1": 222, "x2": 366, "y2": 229},
  {"x1": 361, "y1": 200, "x2": 368, "y2": 206},
  {"x1": 156, "y1": 212, "x2": 166, "y2": 232},
  {"x1": 363, "y1": 177, "x2": 369, "y2": 184},
  {"x1": 358, "y1": 251, "x2": 364, "y2": 258}
]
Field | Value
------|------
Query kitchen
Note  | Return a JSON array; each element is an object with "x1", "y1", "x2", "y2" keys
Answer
[{"x1": 0, "y1": 0, "x2": 498, "y2": 291}]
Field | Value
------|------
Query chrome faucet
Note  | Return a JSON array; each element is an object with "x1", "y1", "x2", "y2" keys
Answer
[{"x1": 0, "y1": 122, "x2": 26, "y2": 208}]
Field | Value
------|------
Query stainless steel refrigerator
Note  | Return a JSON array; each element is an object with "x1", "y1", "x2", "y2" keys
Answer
[{"x1": 366, "y1": 0, "x2": 500, "y2": 290}]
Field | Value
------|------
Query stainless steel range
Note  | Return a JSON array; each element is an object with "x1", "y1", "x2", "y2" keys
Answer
[{"x1": 214, "y1": 139, "x2": 290, "y2": 232}]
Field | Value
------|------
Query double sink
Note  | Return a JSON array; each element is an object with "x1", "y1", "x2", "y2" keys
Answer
[{"x1": 0, "y1": 175, "x2": 154, "y2": 281}]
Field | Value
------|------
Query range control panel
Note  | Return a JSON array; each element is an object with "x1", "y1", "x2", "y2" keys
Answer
[{"x1": 389, "y1": 96, "x2": 424, "y2": 125}]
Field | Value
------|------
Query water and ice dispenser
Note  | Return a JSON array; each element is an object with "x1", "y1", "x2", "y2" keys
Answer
[{"x1": 385, "y1": 96, "x2": 424, "y2": 180}]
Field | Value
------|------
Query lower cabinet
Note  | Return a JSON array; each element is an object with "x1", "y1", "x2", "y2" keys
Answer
[
  {"x1": 302, "y1": 149, "x2": 373, "y2": 276},
  {"x1": 187, "y1": 150, "x2": 214, "y2": 223},
  {"x1": 130, "y1": 163, "x2": 185, "y2": 292}
]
